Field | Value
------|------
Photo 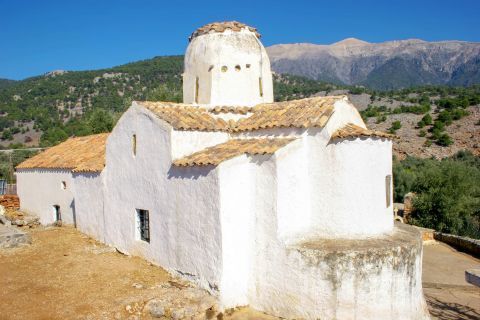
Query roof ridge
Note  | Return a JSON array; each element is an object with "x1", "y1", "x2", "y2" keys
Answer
[{"x1": 138, "y1": 96, "x2": 343, "y2": 133}]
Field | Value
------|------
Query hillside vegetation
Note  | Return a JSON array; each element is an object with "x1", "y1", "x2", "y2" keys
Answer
[
  {"x1": 0, "y1": 56, "x2": 183, "y2": 147},
  {"x1": 394, "y1": 151, "x2": 480, "y2": 239},
  {"x1": 0, "y1": 55, "x2": 479, "y2": 158}
]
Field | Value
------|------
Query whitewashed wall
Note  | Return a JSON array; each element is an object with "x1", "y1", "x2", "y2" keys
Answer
[
  {"x1": 103, "y1": 105, "x2": 224, "y2": 289},
  {"x1": 307, "y1": 136, "x2": 393, "y2": 238},
  {"x1": 183, "y1": 29, "x2": 273, "y2": 107},
  {"x1": 72, "y1": 172, "x2": 105, "y2": 241},
  {"x1": 171, "y1": 130, "x2": 229, "y2": 159},
  {"x1": 217, "y1": 155, "x2": 257, "y2": 307},
  {"x1": 16, "y1": 169, "x2": 75, "y2": 225}
]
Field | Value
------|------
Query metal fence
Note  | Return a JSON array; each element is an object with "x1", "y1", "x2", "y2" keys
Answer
[{"x1": 0, "y1": 180, "x2": 16, "y2": 195}]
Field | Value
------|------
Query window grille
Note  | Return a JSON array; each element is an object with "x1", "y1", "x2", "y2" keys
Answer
[{"x1": 137, "y1": 209, "x2": 150, "y2": 243}]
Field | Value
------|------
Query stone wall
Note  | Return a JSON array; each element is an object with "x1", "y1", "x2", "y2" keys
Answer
[{"x1": 434, "y1": 232, "x2": 480, "y2": 258}]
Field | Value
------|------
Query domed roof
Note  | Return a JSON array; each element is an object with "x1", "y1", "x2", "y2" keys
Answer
[{"x1": 189, "y1": 21, "x2": 260, "y2": 42}]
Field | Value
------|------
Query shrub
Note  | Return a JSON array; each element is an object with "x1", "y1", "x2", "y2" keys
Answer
[
  {"x1": 388, "y1": 120, "x2": 402, "y2": 133},
  {"x1": 421, "y1": 113, "x2": 433, "y2": 125},
  {"x1": 436, "y1": 133, "x2": 453, "y2": 146},
  {"x1": 418, "y1": 130, "x2": 427, "y2": 137},
  {"x1": 376, "y1": 115, "x2": 387, "y2": 123},
  {"x1": 393, "y1": 152, "x2": 480, "y2": 239}
]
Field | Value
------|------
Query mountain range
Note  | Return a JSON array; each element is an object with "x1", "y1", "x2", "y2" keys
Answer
[{"x1": 266, "y1": 38, "x2": 480, "y2": 90}]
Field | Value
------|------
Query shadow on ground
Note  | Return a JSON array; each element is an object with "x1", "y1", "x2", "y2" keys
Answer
[{"x1": 426, "y1": 295, "x2": 480, "y2": 320}]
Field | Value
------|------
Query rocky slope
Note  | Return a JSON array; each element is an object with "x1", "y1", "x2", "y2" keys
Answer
[
  {"x1": 316, "y1": 89, "x2": 480, "y2": 159},
  {"x1": 267, "y1": 39, "x2": 480, "y2": 90}
]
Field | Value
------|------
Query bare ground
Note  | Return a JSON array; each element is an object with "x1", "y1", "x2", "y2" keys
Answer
[
  {"x1": 0, "y1": 227, "x2": 274, "y2": 320},
  {"x1": 0, "y1": 227, "x2": 479, "y2": 319}
]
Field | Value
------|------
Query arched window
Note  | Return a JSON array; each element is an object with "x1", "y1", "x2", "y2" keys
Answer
[
  {"x1": 195, "y1": 77, "x2": 199, "y2": 103},
  {"x1": 132, "y1": 134, "x2": 137, "y2": 156},
  {"x1": 259, "y1": 77, "x2": 263, "y2": 97},
  {"x1": 385, "y1": 175, "x2": 392, "y2": 207}
]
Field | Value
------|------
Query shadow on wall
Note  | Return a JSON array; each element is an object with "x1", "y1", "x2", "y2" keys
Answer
[
  {"x1": 167, "y1": 165, "x2": 215, "y2": 180},
  {"x1": 426, "y1": 296, "x2": 480, "y2": 320}
]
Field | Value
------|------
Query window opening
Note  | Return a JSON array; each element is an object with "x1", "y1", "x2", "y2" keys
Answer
[
  {"x1": 132, "y1": 134, "x2": 137, "y2": 156},
  {"x1": 385, "y1": 175, "x2": 392, "y2": 208},
  {"x1": 195, "y1": 76, "x2": 199, "y2": 103},
  {"x1": 136, "y1": 209, "x2": 150, "y2": 243},
  {"x1": 259, "y1": 77, "x2": 264, "y2": 97}
]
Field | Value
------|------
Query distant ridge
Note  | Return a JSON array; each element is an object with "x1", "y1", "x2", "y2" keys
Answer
[
  {"x1": 267, "y1": 38, "x2": 480, "y2": 90},
  {"x1": 0, "y1": 78, "x2": 16, "y2": 90}
]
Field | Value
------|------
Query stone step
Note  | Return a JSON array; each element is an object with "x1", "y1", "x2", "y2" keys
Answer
[{"x1": 465, "y1": 269, "x2": 480, "y2": 287}]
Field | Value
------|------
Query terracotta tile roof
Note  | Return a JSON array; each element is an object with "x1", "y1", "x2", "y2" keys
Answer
[
  {"x1": 16, "y1": 133, "x2": 109, "y2": 173},
  {"x1": 138, "y1": 96, "x2": 341, "y2": 133},
  {"x1": 331, "y1": 123, "x2": 394, "y2": 140},
  {"x1": 232, "y1": 97, "x2": 337, "y2": 132},
  {"x1": 209, "y1": 106, "x2": 253, "y2": 115},
  {"x1": 173, "y1": 138, "x2": 295, "y2": 167},
  {"x1": 140, "y1": 101, "x2": 231, "y2": 131},
  {"x1": 189, "y1": 21, "x2": 260, "y2": 41}
]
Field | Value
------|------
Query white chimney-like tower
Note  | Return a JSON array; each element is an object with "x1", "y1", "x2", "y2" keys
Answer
[{"x1": 183, "y1": 22, "x2": 274, "y2": 107}]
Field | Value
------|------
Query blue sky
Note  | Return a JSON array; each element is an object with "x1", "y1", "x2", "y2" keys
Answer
[{"x1": 1, "y1": 0, "x2": 479, "y2": 80}]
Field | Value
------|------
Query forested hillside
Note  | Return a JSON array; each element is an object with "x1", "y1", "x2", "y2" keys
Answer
[
  {"x1": 0, "y1": 56, "x2": 183, "y2": 147},
  {"x1": 0, "y1": 79, "x2": 16, "y2": 90}
]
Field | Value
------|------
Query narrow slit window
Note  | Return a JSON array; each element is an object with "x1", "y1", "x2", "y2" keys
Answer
[
  {"x1": 136, "y1": 209, "x2": 150, "y2": 243},
  {"x1": 259, "y1": 77, "x2": 263, "y2": 97},
  {"x1": 385, "y1": 175, "x2": 392, "y2": 208},
  {"x1": 132, "y1": 134, "x2": 137, "y2": 156},
  {"x1": 195, "y1": 76, "x2": 199, "y2": 104}
]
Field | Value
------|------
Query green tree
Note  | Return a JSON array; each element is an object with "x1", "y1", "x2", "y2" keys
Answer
[
  {"x1": 88, "y1": 109, "x2": 114, "y2": 134},
  {"x1": 411, "y1": 158, "x2": 480, "y2": 238},
  {"x1": 40, "y1": 128, "x2": 68, "y2": 147},
  {"x1": 436, "y1": 133, "x2": 453, "y2": 146}
]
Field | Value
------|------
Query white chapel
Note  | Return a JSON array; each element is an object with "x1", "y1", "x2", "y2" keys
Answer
[{"x1": 16, "y1": 22, "x2": 430, "y2": 319}]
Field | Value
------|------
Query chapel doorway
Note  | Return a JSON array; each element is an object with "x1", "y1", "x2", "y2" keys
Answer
[{"x1": 53, "y1": 205, "x2": 61, "y2": 222}]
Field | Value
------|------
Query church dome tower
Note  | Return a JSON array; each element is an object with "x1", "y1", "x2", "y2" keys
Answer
[{"x1": 183, "y1": 21, "x2": 274, "y2": 107}]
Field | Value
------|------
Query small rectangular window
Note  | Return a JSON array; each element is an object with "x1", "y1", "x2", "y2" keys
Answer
[
  {"x1": 132, "y1": 134, "x2": 137, "y2": 156},
  {"x1": 385, "y1": 175, "x2": 392, "y2": 208},
  {"x1": 259, "y1": 77, "x2": 263, "y2": 97},
  {"x1": 136, "y1": 209, "x2": 150, "y2": 243}
]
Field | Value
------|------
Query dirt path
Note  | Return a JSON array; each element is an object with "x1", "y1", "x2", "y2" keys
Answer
[{"x1": 422, "y1": 242, "x2": 480, "y2": 320}]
